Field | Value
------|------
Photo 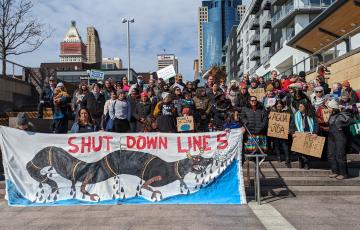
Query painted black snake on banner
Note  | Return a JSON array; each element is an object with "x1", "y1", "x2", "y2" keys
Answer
[{"x1": 26, "y1": 146, "x2": 213, "y2": 201}]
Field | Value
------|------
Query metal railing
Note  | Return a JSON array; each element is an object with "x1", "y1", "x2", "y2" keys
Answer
[
  {"x1": 279, "y1": 25, "x2": 360, "y2": 77},
  {"x1": 250, "y1": 49, "x2": 260, "y2": 60},
  {"x1": 250, "y1": 33, "x2": 261, "y2": 44},
  {"x1": 271, "y1": 0, "x2": 332, "y2": 26},
  {"x1": 249, "y1": 17, "x2": 260, "y2": 30}
]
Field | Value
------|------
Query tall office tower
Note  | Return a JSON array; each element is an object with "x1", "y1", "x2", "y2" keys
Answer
[
  {"x1": 157, "y1": 54, "x2": 178, "y2": 73},
  {"x1": 193, "y1": 59, "x2": 200, "y2": 80},
  {"x1": 200, "y1": 0, "x2": 242, "y2": 72},
  {"x1": 86, "y1": 27, "x2": 102, "y2": 63},
  {"x1": 60, "y1": 21, "x2": 87, "y2": 63},
  {"x1": 198, "y1": 2, "x2": 210, "y2": 73}
]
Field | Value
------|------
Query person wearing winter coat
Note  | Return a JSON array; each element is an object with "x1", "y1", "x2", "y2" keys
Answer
[
  {"x1": 236, "y1": 83, "x2": 251, "y2": 111},
  {"x1": 102, "y1": 90, "x2": 117, "y2": 131},
  {"x1": 153, "y1": 92, "x2": 177, "y2": 133},
  {"x1": 70, "y1": 108, "x2": 98, "y2": 133},
  {"x1": 326, "y1": 99, "x2": 353, "y2": 180},
  {"x1": 210, "y1": 93, "x2": 232, "y2": 131},
  {"x1": 178, "y1": 91, "x2": 196, "y2": 117},
  {"x1": 240, "y1": 96, "x2": 268, "y2": 154},
  {"x1": 53, "y1": 85, "x2": 71, "y2": 133},
  {"x1": 311, "y1": 86, "x2": 328, "y2": 111},
  {"x1": 72, "y1": 82, "x2": 89, "y2": 120},
  {"x1": 263, "y1": 84, "x2": 278, "y2": 111},
  {"x1": 226, "y1": 80, "x2": 240, "y2": 107},
  {"x1": 127, "y1": 88, "x2": 140, "y2": 132},
  {"x1": 81, "y1": 83, "x2": 106, "y2": 129},
  {"x1": 271, "y1": 101, "x2": 292, "y2": 168},
  {"x1": 289, "y1": 101, "x2": 319, "y2": 170},
  {"x1": 109, "y1": 90, "x2": 131, "y2": 133},
  {"x1": 240, "y1": 96, "x2": 268, "y2": 153},
  {"x1": 193, "y1": 87, "x2": 211, "y2": 132},
  {"x1": 134, "y1": 92, "x2": 153, "y2": 132}
]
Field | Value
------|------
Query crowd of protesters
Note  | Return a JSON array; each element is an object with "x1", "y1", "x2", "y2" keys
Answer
[{"x1": 35, "y1": 70, "x2": 360, "y2": 179}]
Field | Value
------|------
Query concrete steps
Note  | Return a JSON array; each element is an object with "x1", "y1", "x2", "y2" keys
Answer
[
  {"x1": 244, "y1": 154, "x2": 360, "y2": 197},
  {"x1": 248, "y1": 186, "x2": 360, "y2": 197},
  {"x1": 251, "y1": 176, "x2": 360, "y2": 186}
]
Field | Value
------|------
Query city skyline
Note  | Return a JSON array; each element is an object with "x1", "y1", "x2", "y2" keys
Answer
[{"x1": 9, "y1": 0, "x2": 205, "y2": 80}]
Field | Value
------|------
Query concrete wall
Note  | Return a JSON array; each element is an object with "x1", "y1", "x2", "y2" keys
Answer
[
  {"x1": 0, "y1": 78, "x2": 38, "y2": 112},
  {"x1": 306, "y1": 51, "x2": 360, "y2": 91}
]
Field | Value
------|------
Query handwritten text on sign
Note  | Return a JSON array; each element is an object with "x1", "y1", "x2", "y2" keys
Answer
[
  {"x1": 267, "y1": 112, "x2": 291, "y2": 139},
  {"x1": 177, "y1": 116, "x2": 194, "y2": 132},
  {"x1": 248, "y1": 88, "x2": 266, "y2": 101},
  {"x1": 291, "y1": 132, "x2": 326, "y2": 158}
]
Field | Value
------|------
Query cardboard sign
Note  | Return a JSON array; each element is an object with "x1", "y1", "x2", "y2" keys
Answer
[
  {"x1": 267, "y1": 112, "x2": 291, "y2": 139},
  {"x1": 322, "y1": 109, "x2": 331, "y2": 123},
  {"x1": 248, "y1": 88, "x2": 266, "y2": 101},
  {"x1": 177, "y1": 116, "x2": 194, "y2": 132},
  {"x1": 157, "y1": 65, "x2": 176, "y2": 82},
  {"x1": 291, "y1": 132, "x2": 326, "y2": 158}
]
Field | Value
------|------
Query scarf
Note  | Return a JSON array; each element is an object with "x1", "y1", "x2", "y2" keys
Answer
[{"x1": 295, "y1": 111, "x2": 314, "y2": 133}]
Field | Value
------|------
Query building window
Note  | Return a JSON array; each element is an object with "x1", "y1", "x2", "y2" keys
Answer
[{"x1": 215, "y1": 2, "x2": 218, "y2": 7}]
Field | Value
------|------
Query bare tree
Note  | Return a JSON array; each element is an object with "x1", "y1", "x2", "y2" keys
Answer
[{"x1": 0, "y1": 0, "x2": 51, "y2": 77}]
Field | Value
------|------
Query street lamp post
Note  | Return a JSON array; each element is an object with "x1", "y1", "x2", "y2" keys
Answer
[{"x1": 122, "y1": 18, "x2": 135, "y2": 82}]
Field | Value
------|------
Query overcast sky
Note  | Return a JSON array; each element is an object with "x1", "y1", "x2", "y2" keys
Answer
[{"x1": 10, "y1": 0, "x2": 204, "y2": 80}]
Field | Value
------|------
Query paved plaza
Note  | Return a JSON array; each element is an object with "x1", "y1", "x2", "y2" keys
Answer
[{"x1": 0, "y1": 196, "x2": 359, "y2": 230}]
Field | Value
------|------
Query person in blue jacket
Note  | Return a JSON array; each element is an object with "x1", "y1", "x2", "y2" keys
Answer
[{"x1": 70, "y1": 108, "x2": 98, "y2": 133}]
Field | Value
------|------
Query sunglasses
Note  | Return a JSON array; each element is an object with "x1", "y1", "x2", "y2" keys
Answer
[
  {"x1": 250, "y1": 100, "x2": 257, "y2": 102},
  {"x1": 315, "y1": 91, "x2": 323, "y2": 93}
]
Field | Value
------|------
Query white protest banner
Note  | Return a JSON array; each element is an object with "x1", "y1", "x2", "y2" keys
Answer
[
  {"x1": 90, "y1": 69, "x2": 105, "y2": 80},
  {"x1": 157, "y1": 65, "x2": 176, "y2": 82},
  {"x1": 177, "y1": 116, "x2": 194, "y2": 132},
  {"x1": 0, "y1": 127, "x2": 246, "y2": 206}
]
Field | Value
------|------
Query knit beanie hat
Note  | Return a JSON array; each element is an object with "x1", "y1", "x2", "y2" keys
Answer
[{"x1": 16, "y1": 112, "x2": 29, "y2": 127}]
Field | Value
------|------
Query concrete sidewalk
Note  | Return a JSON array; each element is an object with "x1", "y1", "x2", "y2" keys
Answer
[{"x1": 0, "y1": 201, "x2": 265, "y2": 230}]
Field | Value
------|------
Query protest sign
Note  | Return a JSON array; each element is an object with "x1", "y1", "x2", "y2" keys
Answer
[
  {"x1": 291, "y1": 132, "x2": 326, "y2": 158},
  {"x1": 173, "y1": 83, "x2": 184, "y2": 92},
  {"x1": 89, "y1": 69, "x2": 105, "y2": 80},
  {"x1": 177, "y1": 116, "x2": 194, "y2": 132},
  {"x1": 322, "y1": 109, "x2": 331, "y2": 123},
  {"x1": 157, "y1": 65, "x2": 176, "y2": 82},
  {"x1": 350, "y1": 119, "x2": 360, "y2": 136},
  {"x1": 0, "y1": 126, "x2": 245, "y2": 206},
  {"x1": 267, "y1": 112, "x2": 291, "y2": 139},
  {"x1": 267, "y1": 98, "x2": 277, "y2": 107},
  {"x1": 248, "y1": 88, "x2": 266, "y2": 101}
]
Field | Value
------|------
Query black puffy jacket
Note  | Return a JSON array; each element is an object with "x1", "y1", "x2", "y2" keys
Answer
[{"x1": 240, "y1": 103, "x2": 268, "y2": 134}]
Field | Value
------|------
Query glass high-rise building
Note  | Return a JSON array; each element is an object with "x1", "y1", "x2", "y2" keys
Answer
[{"x1": 201, "y1": 0, "x2": 242, "y2": 72}]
